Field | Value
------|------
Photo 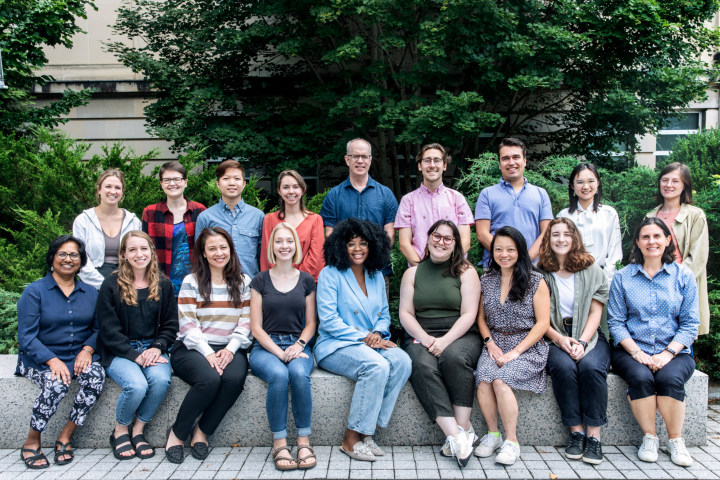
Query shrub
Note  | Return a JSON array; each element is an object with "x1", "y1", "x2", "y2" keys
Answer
[{"x1": 0, "y1": 290, "x2": 20, "y2": 355}]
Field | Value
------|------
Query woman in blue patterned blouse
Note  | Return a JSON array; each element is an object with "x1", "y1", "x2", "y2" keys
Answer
[{"x1": 608, "y1": 217, "x2": 699, "y2": 468}]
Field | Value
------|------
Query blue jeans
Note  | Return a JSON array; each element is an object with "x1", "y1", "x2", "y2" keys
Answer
[
  {"x1": 106, "y1": 339, "x2": 172, "y2": 426},
  {"x1": 249, "y1": 335, "x2": 314, "y2": 440},
  {"x1": 318, "y1": 343, "x2": 412, "y2": 436}
]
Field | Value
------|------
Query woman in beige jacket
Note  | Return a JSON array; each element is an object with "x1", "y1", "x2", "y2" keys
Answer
[{"x1": 647, "y1": 162, "x2": 710, "y2": 335}]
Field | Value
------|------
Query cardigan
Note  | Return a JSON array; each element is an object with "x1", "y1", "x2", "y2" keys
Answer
[
  {"x1": 314, "y1": 265, "x2": 391, "y2": 364},
  {"x1": 259, "y1": 212, "x2": 326, "y2": 282},
  {"x1": 96, "y1": 274, "x2": 178, "y2": 367},
  {"x1": 647, "y1": 204, "x2": 710, "y2": 335},
  {"x1": 542, "y1": 263, "x2": 609, "y2": 356},
  {"x1": 16, "y1": 273, "x2": 99, "y2": 374}
]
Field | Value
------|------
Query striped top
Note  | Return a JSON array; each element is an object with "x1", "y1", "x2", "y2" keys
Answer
[{"x1": 177, "y1": 273, "x2": 252, "y2": 356}]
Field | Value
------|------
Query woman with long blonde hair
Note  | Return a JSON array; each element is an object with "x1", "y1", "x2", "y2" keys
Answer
[{"x1": 96, "y1": 231, "x2": 178, "y2": 460}]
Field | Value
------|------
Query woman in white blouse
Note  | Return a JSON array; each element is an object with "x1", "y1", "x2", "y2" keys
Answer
[{"x1": 557, "y1": 163, "x2": 622, "y2": 283}]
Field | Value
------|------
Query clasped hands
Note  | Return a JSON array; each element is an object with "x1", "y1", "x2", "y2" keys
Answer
[
  {"x1": 559, "y1": 337, "x2": 586, "y2": 361},
  {"x1": 278, "y1": 343, "x2": 309, "y2": 363},
  {"x1": 134, "y1": 347, "x2": 168, "y2": 368},
  {"x1": 204, "y1": 348, "x2": 234, "y2": 375},
  {"x1": 486, "y1": 341, "x2": 520, "y2": 367},
  {"x1": 421, "y1": 336, "x2": 450, "y2": 357},
  {"x1": 632, "y1": 349, "x2": 674, "y2": 372},
  {"x1": 364, "y1": 332, "x2": 397, "y2": 350}
]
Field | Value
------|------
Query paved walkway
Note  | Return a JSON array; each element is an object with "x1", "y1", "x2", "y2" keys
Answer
[{"x1": 3, "y1": 405, "x2": 720, "y2": 480}]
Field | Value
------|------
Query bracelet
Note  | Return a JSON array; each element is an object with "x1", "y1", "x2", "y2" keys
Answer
[
  {"x1": 630, "y1": 350, "x2": 640, "y2": 358},
  {"x1": 82, "y1": 347, "x2": 93, "y2": 355}
]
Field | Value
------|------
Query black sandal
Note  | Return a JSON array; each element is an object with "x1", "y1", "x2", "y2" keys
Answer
[
  {"x1": 110, "y1": 431, "x2": 136, "y2": 460},
  {"x1": 20, "y1": 448, "x2": 49, "y2": 469},
  {"x1": 190, "y1": 425, "x2": 209, "y2": 460},
  {"x1": 131, "y1": 433, "x2": 155, "y2": 459},
  {"x1": 54, "y1": 441, "x2": 74, "y2": 465},
  {"x1": 165, "y1": 426, "x2": 185, "y2": 464}
]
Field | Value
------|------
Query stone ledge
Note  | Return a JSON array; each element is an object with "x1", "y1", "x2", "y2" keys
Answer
[{"x1": 0, "y1": 354, "x2": 707, "y2": 448}]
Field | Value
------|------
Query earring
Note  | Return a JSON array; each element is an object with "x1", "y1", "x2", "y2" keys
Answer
[
  {"x1": 50, "y1": 266, "x2": 54, "y2": 272},
  {"x1": 424, "y1": 246, "x2": 429, "y2": 259},
  {"x1": 451, "y1": 250, "x2": 455, "y2": 262}
]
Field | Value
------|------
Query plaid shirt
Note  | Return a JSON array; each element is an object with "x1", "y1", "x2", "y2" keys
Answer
[{"x1": 142, "y1": 198, "x2": 207, "y2": 277}]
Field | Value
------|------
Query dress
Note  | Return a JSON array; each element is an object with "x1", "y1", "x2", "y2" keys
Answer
[{"x1": 474, "y1": 270, "x2": 549, "y2": 393}]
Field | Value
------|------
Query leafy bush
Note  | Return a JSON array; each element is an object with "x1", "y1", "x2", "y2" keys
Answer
[{"x1": 0, "y1": 290, "x2": 20, "y2": 354}]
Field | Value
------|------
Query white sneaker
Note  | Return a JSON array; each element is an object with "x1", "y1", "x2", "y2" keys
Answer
[
  {"x1": 637, "y1": 433, "x2": 659, "y2": 462},
  {"x1": 668, "y1": 437, "x2": 693, "y2": 467},
  {"x1": 443, "y1": 435, "x2": 459, "y2": 459},
  {"x1": 455, "y1": 432, "x2": 473, "y2": 468},
  {"x1": 495, "y1": 440, "x2": 520, "y2": 466},
  {"x1": 441, "y1": 425, "x2": 476, "y2": 456},
  {"x1": 474, "y1": 433, "x2": 504, "y2": 457},
  {"x1": 464, "y1": 424, "x2": 480, "y2": 447}
]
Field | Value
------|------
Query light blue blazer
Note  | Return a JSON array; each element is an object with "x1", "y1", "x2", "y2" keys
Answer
[{"x1": 314, "y1": 265, "x2": 391, "y2": 364}]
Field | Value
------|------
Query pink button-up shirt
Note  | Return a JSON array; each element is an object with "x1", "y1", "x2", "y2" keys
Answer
[{"x1": 394, "y1": 183, "x2": 474, "y2": 260}]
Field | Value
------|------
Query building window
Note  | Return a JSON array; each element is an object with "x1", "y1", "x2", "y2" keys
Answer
[{"x1": 655, "y1": 112, "x2": 701, "y2": 162}]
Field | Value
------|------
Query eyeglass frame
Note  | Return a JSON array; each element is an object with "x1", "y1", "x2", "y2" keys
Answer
[
  {"x1": 161, "y1": 177, "x2": 187, "y2": 185},
  {"x1": 430, "y1": 233, "x2": 455, "y2": 245},
  {"x1": 56, "y1": 252, "x2": 81, "y2": 260},
  {"x1": 421, "y1": 157, "x2": 445, "y2": 166}
]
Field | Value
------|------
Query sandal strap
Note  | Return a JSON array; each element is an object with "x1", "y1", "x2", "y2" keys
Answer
[
  {"x1": 297, "y1": 445, "x2": 316, "y2": 462},
  {"x1": 55, "y1": 441, "x2": 73, "y2": 453},
  {"x1": 114, "y1": 443, "x2": 135, "y2": 455},
  {"x1": 272, "y1": 446, "x2": 293, "y2": 460},
  {"x1": 132, "y1": 434, "x2": 152, "y2": 449},
  {"x1": 21, "y1": 449, "x2": 47, "y2": 466},
  {"x1": 111, "y1": 433, "x2": 132, "y2": 447}
]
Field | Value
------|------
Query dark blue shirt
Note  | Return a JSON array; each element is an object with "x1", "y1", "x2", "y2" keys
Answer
[
  {"x1": 320, "y1": 176, "x2": 399, "y2": 276},
  {"x1": 16, "y1": 273, "x2": 99, "y2": 375}
]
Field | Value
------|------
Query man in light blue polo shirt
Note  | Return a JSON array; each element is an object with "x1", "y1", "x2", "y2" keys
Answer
[{"x1": 475, "y1": 138, "x2": 553, "y2": 267}]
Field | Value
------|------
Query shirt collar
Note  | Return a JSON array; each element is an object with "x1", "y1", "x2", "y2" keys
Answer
[
  {"x1": 420, "y1": 183, "x2": 445, "y2": 196},
  {"x1": 219, "y1": 198, "x2": 245, "y2": 213},
  {"x1": 342, "y1": 175, "x2": 377, "y2": 191},
  {"x1": 43, "y1": 272, "x2": 85, "y2": 293},
  {"x1": 499, "y1": 177, "x2": 528, "y2": 189},
  {"x1": 631, "y1": 262, "x2": 674, "y2": 278},
  {"x1": 159, "y1": 197, "x2": 195, "y2": 214}
]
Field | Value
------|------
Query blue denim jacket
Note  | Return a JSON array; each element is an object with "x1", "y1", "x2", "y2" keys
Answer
[{"x1": 195, "y1": 198, "x2": 265, "y2": 278}]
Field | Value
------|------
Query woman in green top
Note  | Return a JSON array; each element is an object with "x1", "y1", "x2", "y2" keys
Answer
[
  {"x1": 537, "y1": 217, "x2": 609, "y2": 465},
  {"x1": 399, "y1": 220, "x2": 481, "y2": 468}
]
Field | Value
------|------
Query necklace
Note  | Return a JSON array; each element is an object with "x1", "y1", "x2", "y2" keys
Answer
[
  {"x1": 659, "y1": 208, "x2": 679, "y2": 220},
  {"x1": 270, "y1": 269, "x2": 297, "y2": 279}
]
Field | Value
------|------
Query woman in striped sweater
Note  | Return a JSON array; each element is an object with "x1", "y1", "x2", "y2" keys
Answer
[{"x1": 164, "y1": 227, "x2": 253, "y2": 464}]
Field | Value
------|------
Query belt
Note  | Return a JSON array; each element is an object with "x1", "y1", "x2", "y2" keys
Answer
[{"x1": 563, "y1": 317, "x2": 573, "y2": 326}]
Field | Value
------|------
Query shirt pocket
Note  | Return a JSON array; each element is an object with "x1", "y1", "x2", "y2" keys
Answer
[{"x1": 238, "y1": 229, "x2": 261, "y2": 251}]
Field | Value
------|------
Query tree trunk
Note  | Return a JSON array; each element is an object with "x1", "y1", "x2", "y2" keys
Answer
[
  {"x1": 403, "y1": 142, "x2": 413, "y2": 194},
  {"x1": 387, "y1": 129, "x2": 402, "y2": 200}
]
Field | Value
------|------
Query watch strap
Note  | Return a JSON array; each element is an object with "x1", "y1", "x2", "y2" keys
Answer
[{"x1": 665, "y1": 346, "x2": 677, "y2": 357}]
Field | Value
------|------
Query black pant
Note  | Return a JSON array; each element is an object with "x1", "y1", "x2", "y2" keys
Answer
[
  {"x1": 170, "y1": 340, "x2": 248, "y2": 441},
  {"x1": 611, "y1": 347, "x2": 695, "y2": 401},
  {"x1": 547, "y1": 333, "x2": 611, "y2": 427}
]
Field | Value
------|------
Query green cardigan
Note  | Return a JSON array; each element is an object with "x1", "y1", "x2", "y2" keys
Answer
[{"x1": 542, "y1": 263, "x2": 609, "y2": 357}]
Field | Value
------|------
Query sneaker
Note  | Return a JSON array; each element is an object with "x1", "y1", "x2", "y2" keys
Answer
[
  {"x1": 582, "y1": 436, "x2": 603, "y2": 465},
  {"x1": 362, "y1": 437, "x2": 384, "y2": 457},
  {"x1": 441, "y1": 425, "x2": 477, "y2": 456},
  {"x1": 668, "y1": 437, "x2": 693, "y2": 467},
  {"x1": 464, "y1": 424, "x2": 480, "y2": 448},
  {"x1": 637, "y1": 433, "x2": 659, "y2": 463},
  {"x1": 495, "y1": 440, "x2": 520, "y2": 466},
  {"x1": 564, "y1": 432, "x2": 586, "y2": 460},
  {"x1": 455, "y1": 432, "x2": 473, "y2": 468},
  {"x1": 474, "y1": 433, "x2": 504, "y2": 458},
  {"x1": 443, "y1": 435, "x2": 459, "y2": 459}
]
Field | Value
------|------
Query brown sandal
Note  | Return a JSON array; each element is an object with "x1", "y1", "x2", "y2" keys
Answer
[
  {"x1": 297, "y1": 445, "x2": 317, "y2": 470},
  {"x1": 272, "y1": 446, "x2": 297, "y2": 471}
]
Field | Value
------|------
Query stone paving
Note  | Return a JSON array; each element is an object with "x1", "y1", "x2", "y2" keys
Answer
[{"x1": 4, "y1": 405, "x2": 720, "y2": 480}]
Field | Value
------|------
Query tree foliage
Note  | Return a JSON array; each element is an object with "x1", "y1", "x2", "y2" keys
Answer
[
  {"x1": 0, "y1": 0, "x2": 96, "y2": 134},
  {"x1": 108, "y1": 0, "x2": 720, "y2": 195}
]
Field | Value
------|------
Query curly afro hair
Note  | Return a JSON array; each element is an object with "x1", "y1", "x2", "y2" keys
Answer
[{"x1": 323, "y1": 218, "x2": 391, "y2": 277}]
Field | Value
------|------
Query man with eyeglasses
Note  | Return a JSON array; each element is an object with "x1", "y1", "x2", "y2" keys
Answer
[
  {"x1": 320, "y1": 138, "x2": 399, "y2": 298},
  {"x1": 142, "y1": 161, "x2": 206, "y2": 296},
  {"x1": 394, "y1": 143, "x2": 473, "y2": 266},
  {"x1": 475, "y1": 138, "x2": 553, "y2": 267}
]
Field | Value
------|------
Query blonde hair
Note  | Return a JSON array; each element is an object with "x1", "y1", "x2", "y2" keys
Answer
[
  {"x1": 96, "y1": 169, "x2": 126, "y2": 204},
  {"x1": 267, "y1": 223, "x2": 302, "y2": 265},
  {"x1": 117, "y1": 231, "x2": 161, "y2": 306}
]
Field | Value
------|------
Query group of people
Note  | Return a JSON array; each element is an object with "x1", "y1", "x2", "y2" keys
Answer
[{"x1": 15, "y1": 137, "x2": 708, "y2": 472}]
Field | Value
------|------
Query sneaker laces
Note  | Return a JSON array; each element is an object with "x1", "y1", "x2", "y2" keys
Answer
[
  {"x1": 445, "y1": 435, "x2": 459, "y2": 458},
  {"x1": 585, "y1": 437, "x2": 601, "y2": 456},
  {"x1": 640, "y1": 435, "x2": 658, "y2": 454},
  {"x1": 669, "y1": 438, "x2": 689, "y2": 457},
  {"x1": 498, "y1": 441, "x2": 517, "y2": 456},
  {"x1": 480, "y1": 434, "x2": 498, "y2": 447}
]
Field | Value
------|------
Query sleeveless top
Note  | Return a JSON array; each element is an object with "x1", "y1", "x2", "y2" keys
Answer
[{"x1": 413, "y1": 258, "x2": 462, "y2": 318}]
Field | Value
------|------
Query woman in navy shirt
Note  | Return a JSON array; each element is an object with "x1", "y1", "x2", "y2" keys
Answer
[{"x1": 16, "y1": 235, "x2": 106, "y2": 469}]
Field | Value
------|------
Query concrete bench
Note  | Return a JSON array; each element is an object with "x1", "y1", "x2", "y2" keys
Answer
[{"x1": 0, "y1": 354, "x2": 707, "y2": 448}]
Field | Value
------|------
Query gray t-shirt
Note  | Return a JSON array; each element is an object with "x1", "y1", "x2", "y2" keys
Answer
[{"x1": 249, "y1": 270, "x2": 316, "y2": 336}]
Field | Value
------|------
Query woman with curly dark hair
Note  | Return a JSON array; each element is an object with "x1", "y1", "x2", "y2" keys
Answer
[
  {"x1": 314, "y1": 218, "x2": 411, "y2": 462},
  {"x1": 537, "y1": 218, "x2": 609, "y2": 465},
  {"x1": 608, "y1": 217, "x2": 699, "y2": 467}
]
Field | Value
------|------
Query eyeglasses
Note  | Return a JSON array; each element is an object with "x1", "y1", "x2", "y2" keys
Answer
[
  {"x1": 660, "y1": 178, "x2": 682, "y2": 186},
  {"x1": 421, "y1": 157, "x2": 444, "y2": 166},
  {"x1": 431, "y1": 233, "x2": 455, "y2": 245},
  {"x1": 56, "y1": 252, "x2": 80, "y2": 260},
  {"x1": 161, "y1": 177, "x2": 185, "y2": 185},
  {"x1": 347, "y1": 241, "x2": 369, "y2": 249},
  {"x1": 574, "y1": 179, "x2": 597, "y2": 187},
  {"x1": 348, "y1": 155, "x2": 371, "y2": 161}
]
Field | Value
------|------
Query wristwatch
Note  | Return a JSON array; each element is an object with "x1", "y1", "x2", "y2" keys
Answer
[
  {"x1": 665, "y1": 346, "x2": 678, "y2": 357},
  {"x1": 296, "y1": 339, "x2": 306, "y2": 348},
  {"x1": 578, "y1": 340, "x2": 588, "y2": 351},
  {"x1": 484, "y1": 336, "x2": 493, "y2": 344}
]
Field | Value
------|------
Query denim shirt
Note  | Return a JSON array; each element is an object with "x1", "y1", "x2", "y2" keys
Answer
[
  {"x1": 607, "y1": 262, "x2": 700, "y2": 355},
  {"x1": 195, "y1": 198, "x2": 265, "y2": 278}
]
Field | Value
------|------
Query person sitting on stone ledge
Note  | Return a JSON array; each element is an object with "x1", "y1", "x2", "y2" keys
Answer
[
  {"x1": 474, "y1": 226, "x2": 550, "y2": 466},
  {"x1": 314, "y1": 218, "x2": 412, "y2": 462},
  {"x1": 165, "y1": 227, "x2": 252, "y2": 464},
  {"x1": 96, "y1": 231, "x2": 178, "y2": 461},
  {"x1": 537, "y1": 217, "x2": 610, "y2": 465},
  {"x1": 399, "y1": 220, "x2": 481, "y2": 468},
  {"x1": 250, "y1": 222, "x2": 317, "y2": 471},
  {"x1": 16, "y1": 235, "x2": 106, "y2": 469},
  {"x1": 608, "y1": 217, "x2": 700, "y2": 468}
]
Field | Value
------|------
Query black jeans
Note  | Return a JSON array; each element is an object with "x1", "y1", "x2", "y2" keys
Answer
[
  {"x1": 547, "y1": 332, "x2": 611, "y2": 427},
  {"x1": 170, "y1": 340, "x2": 248, "y2": 441},
  {"x1": 611, "y1": 347, "x2": 695, "y2": 401}
]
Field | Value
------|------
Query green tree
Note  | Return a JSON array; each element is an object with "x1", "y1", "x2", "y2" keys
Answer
[
  {"x1": 108, "y1": 0, "x2": 720, "y2": 196},
  {"x1": 0, "y1": 0, "x2": 96, "y2": 134}
]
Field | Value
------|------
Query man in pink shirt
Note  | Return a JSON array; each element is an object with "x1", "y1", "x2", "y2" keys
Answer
[{"x1": 394, "y1": 143, "x2": 474, "y2": 266}]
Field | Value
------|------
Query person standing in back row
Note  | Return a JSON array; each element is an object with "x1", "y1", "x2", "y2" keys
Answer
[
  {"x1": 395, "y1": 143, "x2": 474, "y2": 266},
  {"x1": 475, "y1": 138, "x2": 553, "y2": 267},
  {"x1": 320, "y1": 138, "x2": 398, "y2": 298},
  {"x1": 195, "y1": 160, "x2": 265, "y2": 279}
]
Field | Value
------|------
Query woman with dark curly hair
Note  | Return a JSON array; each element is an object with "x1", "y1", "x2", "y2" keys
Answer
[
  {"x1": 608, "y1": 217, "x2": 699, "y2": 467},
  {"x1": 537, "y1": 218, "x2": 609, "y2": 465},
  {"x1": 314, "y1": 218, "x2": 412, "y2": 462}
]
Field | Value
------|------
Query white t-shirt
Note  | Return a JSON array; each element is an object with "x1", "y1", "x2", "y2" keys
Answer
[{"x1": 552, "y1": 272, "x2": 575, "y2": 319}]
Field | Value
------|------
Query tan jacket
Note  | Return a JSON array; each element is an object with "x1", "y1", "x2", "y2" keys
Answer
[{"x1": 647, "y1": 204, "x2": 710, "y2": 334}]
